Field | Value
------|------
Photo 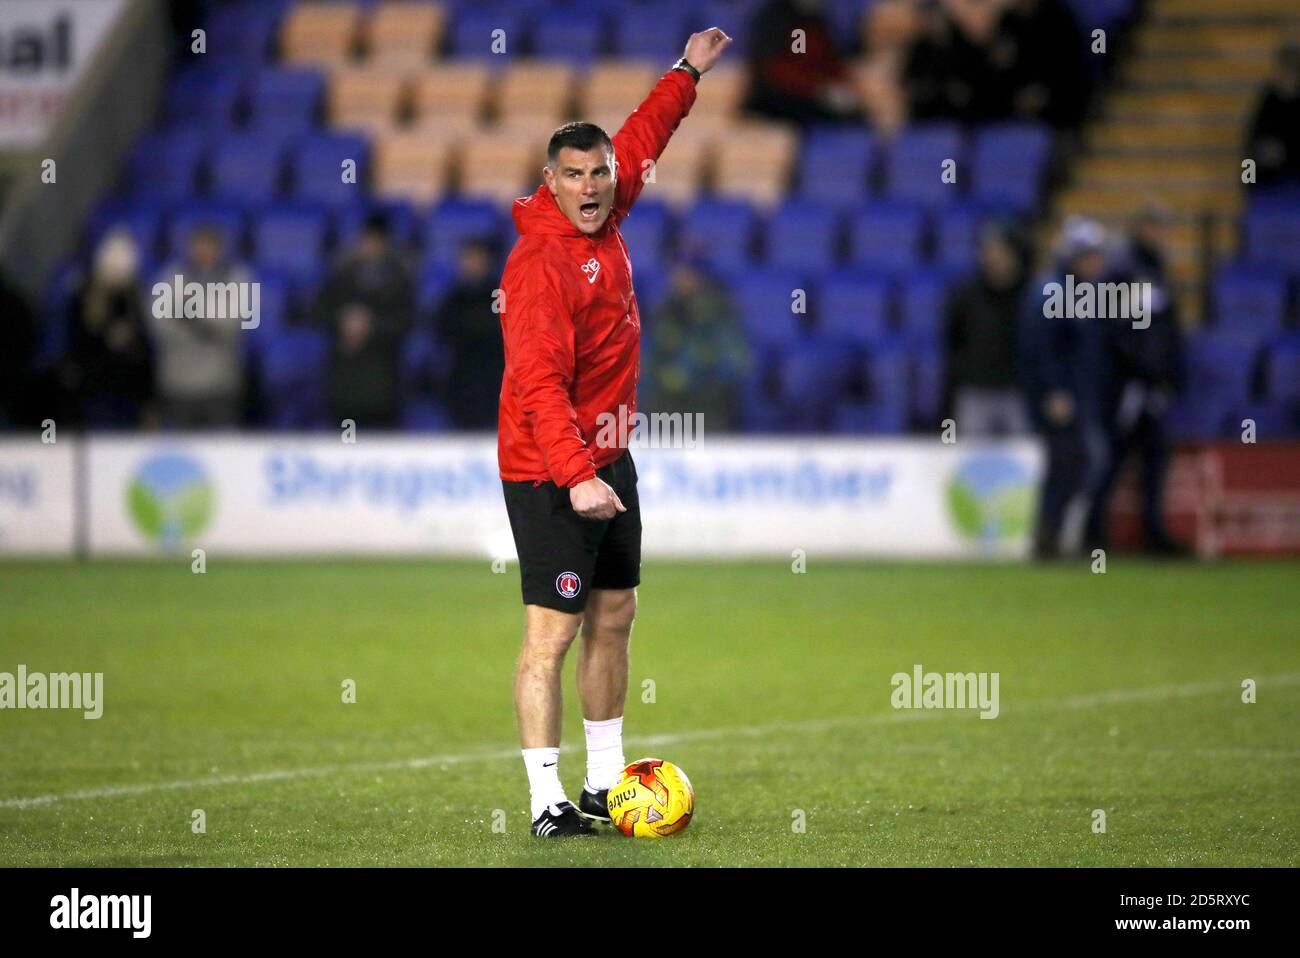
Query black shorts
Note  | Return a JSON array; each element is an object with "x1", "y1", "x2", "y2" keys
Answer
[{"x1": 501, "y1": 450, "x2": 642, "y2": 613}]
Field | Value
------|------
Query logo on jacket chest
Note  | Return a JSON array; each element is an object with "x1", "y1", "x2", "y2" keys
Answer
[{"x1": 580, "y1": 258, "x2": 601, "y2": 284}]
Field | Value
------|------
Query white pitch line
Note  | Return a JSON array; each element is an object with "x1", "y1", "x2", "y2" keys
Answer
[{"x1": 3, "y1": 673, "x2": 1298, "y2": 811}]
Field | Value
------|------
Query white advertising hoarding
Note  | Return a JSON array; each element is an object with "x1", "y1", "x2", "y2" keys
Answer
[
  {"x1": 83, "y1": 435, "x2": 1043, "y2": 559},
  {"x1": 0, "y1": 439, "x2": 76, "y2": 555},
  {"x1": 0, "y1": 0, "x2": 127, "y2": 147}
]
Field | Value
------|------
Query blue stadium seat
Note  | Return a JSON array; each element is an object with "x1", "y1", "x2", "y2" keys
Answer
[
  {"x1": 203, "y1": 2, "x2": 285, "y2": 66},
  {"x1": 779, "y1": 338, "x2": 857, "y2": 429},
  {"x1": 681, "y1": 199, "x2": 757, "y2": 272},
  {"x1": 898, "y1": 268, "x2": 954, "y2": 348},
  {"x1": 256, "y1": 327, "x2": 329, "y2": 429},
  {"x1": 883, "y1": 124, "x2": 964, "y2": 208},
  {"x1": 934, "y1": 202, "x2": 994, "y2": 273},
  {"x1": 910, "y1": 345, "x2": 945, "y2": 427},
  {"x1": 618, "y1": 199, "x2": 673, "y2": 274},
  {"x1": 418, "y1": 262, "x2": 458, "y2": 317},
  {"x1": 165, "y1": 202, "x2": 247, "y2": 262},
  {"x1": 613, "y1": 5, "x2": 688, "y2": 61},
  {"x1": 207, "y1": 135, "x2": 285, "y2": 206},
  {"x1": 729, "y1": 269, "x2": 807, "y2": 348},
  {"x1": 253, "y1": 204, "x2": 329, "y2": 287},
  {"x1": 798, "y1": 127, "x2": 875, "y2": 211},
  {"x1": 449, "y1": 8, "x2": 524, "y2": 58},
  {"x1": 246, "y1": 68, "x2": 325, "y2": 135},
  {"x1": 697, "y1": 0, "x2": 761, "y2": 57},
  {"x1": 1182, "y1": 331, "x2": 1257, "y2": 416},
  {"x1": 1244, "y1": 208, "x2": 1300, "y2": 272},
  {"x1": 532, "y1": 15, "x2": 605, "y2": 62},
  {"x1": 847, "y1": 202, "x2": 926, "y2": 274},
  {"x1": 764, "y1": 200, "x2": 843, "y2": 271},
  {"x1": 970, "y1": 123, "x2": 1052, "y2": 213},
  {"x1": 129, "y1": 128, "x2": 209, "y2": 202},
  {"x1": 165, "y1": 64, "x2": 246, "y2": 126},
  {"x1": 291, "y1": 133, "x2": 370, "y2": 207},
  {"x1": 1212, "y1": 265, "x2": 1288, "y2": 339},
  {"x1": 1266, "y1": 333, "x2": 1300, "y2": 406},
  {"x1": 423, "y1": 198, "x2": 501, "y2": 268},
  {"x1": 816, "y1": 270, "x2": 891, "y2": 346},
  {"x1": 84, "y1": 199, "x2": 165, "y2": 263},
  {"x1": 334, "y1": 200, "x2": 420, "y2": 252}
]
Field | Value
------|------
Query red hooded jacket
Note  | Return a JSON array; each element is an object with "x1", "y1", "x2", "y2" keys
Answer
[{"x1": 497, "y1": 68, "x2": 697, "y2": 488}]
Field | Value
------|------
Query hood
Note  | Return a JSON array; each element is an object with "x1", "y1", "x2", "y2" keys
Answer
[{"x1": 511, "y1": 182, "x2": 623, "y2": 239}]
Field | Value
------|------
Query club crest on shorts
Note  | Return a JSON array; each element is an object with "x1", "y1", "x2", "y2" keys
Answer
[{"x1": 556, "y1": 571, "x2": 581, "y2": 599}]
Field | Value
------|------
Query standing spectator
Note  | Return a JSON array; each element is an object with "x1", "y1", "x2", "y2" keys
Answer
[
  {"x1": 1083, "y1": 206, "x2": 1186, "y2": 554},
  {"x1": 60, "y1": 229, "x2": 154, "y2": 428},
  {"x1": 991, "y1": 0, "x2": 1088, "y2": 129},
  {"x1": 743, "y1": 0, "x2": 865, "y2": 125},
  {"x1": 315, "y1": 212, "x2": 415, "y2": 429},
  {"x1": 645, "y1": 259, "x2": 749, "y2": 431},
  {"x1": 437, "y1": 239, "x2": 505, "y2": 430},
  {"x1": 1246, "y1": 44, "x2": 1300, "y2": 187},
  {"x1": 1019, "y1": 217, "x2": 1110, "y2": 559},
  {"x1": 944, "y1": 220, "x2": 1031, "y2": 436},
  {"x1": 150, "y1": 225, "x2": 249, "y2": 429},
  {"x1": 0, "y1": 268, "x2": 39, "y2": 428}
]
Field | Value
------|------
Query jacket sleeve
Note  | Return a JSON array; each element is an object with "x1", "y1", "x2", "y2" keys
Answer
[
  {"x1": 612, "y1": 68, "x2": 698, "y2": 214},
  {"x1": 501, "y1": 254, "x2": 597, "y2": 488}
]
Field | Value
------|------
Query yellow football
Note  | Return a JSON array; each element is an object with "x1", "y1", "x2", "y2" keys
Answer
[{"x1": 606, "y1": 758, "x2": 695, "y2": 838}]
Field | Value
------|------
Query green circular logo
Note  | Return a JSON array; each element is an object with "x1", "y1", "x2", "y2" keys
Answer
[
  {"x1": 947, "y1": 454, "x2": 1033, "y2": 548},
  {"x1": 127, "y1": 452, "x2": 214, "y2": 550}
]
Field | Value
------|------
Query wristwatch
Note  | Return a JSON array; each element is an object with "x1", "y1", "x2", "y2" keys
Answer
[{"x1": 671, "y1": 57, "x2": 701, "y2": 83}]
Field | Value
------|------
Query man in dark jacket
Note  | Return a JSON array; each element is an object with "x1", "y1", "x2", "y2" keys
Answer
[
  {"x1": 315, "y1": 212, "x2": 414, "y2": 429},
  {"x1": 1083, "y1": 206, "x2": 1186, "y2": 553},
  {"x1": 436, "y1": 239, "x2": 504, "y2": 430},
  {"x1": 1246, "y1": 44, "x2": 1300, "y2": 187}
]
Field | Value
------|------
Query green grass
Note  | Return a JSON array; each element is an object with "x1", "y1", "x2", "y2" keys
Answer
[{"x1": 1, "y1": 558, "x2": 1297, "y2": 867}]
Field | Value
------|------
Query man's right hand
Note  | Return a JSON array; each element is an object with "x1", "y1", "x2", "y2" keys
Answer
[{"x1": 569, "y1": 476, "x2": 627, "y2": 520}]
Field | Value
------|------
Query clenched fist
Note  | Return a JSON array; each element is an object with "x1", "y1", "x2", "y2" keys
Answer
[
  {"x1": 569, "y1": 476, "x2": 627, "y2": 521},
  {"x1": 683, "y1": 27, "x2": 733, "y2": 75}
]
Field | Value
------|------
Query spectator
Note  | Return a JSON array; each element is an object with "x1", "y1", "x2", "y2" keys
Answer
[
  {"x1": 991, "y1": 0, "x2": 1088, "y2": 129},
  {"x1": 314, "y1": 212, "x2": 415, "y2": 429},
  {"x1": 437, "y1": 239, "x2": 505, "y2": 430},
  {"x1": 60, "y1": 229, "x2": 154, "y2": 428},
  {"x1": 150, "y1": 225, "x2": 249, "y2": 429},
  {"x1": 944, "y1": 220, "x2": 1031, "y2": 436},
  {"x1": 644, "y1": 259, "x2": 749, "y2": 431},
  {"x1": 1245, "y1": 44, "x2": 1300, "y2": 187},
  {"x1": 1019, "y1": 217, "x2": 1110, "y2": 559},
  {"x1": 743, "y1": 0, "x2": 865, "y2": 126},
  {"x1": 1083, "y1": 205, "x2": 1186, "y2": 554},
  {"x1": 0, "y1": 268, "x2": 39, "y2": 428},
  {"x1": 903, "y1": 0, "x2": 1004, "y2": 122}
]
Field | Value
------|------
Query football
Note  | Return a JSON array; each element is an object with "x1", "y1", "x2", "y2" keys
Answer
[{"x1": 606, "y1": 758, "x2": 695, "y2": 837}]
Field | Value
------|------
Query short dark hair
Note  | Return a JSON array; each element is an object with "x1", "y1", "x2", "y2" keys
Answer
[{"x1": 547, "y1": 122, "x2": 613, "y2": 165}]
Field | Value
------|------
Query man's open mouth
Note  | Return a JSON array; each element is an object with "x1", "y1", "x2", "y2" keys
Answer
[{"x1": 579, "y1": 201, "x2": 600, "y2": 220}]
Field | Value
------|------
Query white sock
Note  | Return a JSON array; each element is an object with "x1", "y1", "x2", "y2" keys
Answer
[
  {"x1": 522, "y1": 747, "x2": 567, "y2": 820},
  {"x1": 583, "y1": 716, "x2": 626, "y2": 792}
]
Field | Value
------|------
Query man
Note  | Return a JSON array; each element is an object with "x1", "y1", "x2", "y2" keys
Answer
[
  {"x1": 315, "y1": 211, "x2": 414, "y2": 429},
  {"x1": 151, "y1": 224, "x2": 248, "y2": 428},
  {"x1": 437, "y1": 238, "x2": 504, "y2": 430},
  {"x1": 1019, "y1": 217, "x2": 1110, "y2": 559},
  {"x1": 498, "y1": 28, "x2": 732, "y2": 837}
]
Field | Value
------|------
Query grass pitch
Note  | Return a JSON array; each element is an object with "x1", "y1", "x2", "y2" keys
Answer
[{"x1": 1, "y1": 558, "x2": 1297, "y2": 867}]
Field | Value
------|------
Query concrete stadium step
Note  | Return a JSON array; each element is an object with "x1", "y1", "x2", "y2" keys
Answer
[
  {"x1": 1135, "y1": 23, "x2": 1300, "y2": 56},
  {"x1": 1125, "y1": 56, "x2": 1276, "y2": 87},
  {"x1": 1053, "y1": 184, "x2": 1243, "y2": 219},
  {"x1": 1148, "y1": 0, "x2": 1300, "y2": 21},
  {"x1": 1074, "y1": 154, "x2": 1239, "y2": 186},
  {"x1": 1086, "y1": 119, "x2": 1242, "y2": 153},
  {"x1": 1106, "y1": 88, "x2": 1253, "y2": 121}
]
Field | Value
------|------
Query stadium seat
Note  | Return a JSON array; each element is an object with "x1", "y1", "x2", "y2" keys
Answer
[
  {"x1": 165, "y1": 65, "x2": 246, "y2": 126},
  {"x1": 456, "y1": 131, "x2": 543, "y2": 206},
  {"x1": 816, "y1": 270, "x2": 891, "y2": 347},
  {"x1": 165, "y1": 203, "x2": 247, "y2": 262},
  {"x1": 204, "y1": 3, "x2": 284, "y2": 67},
  {"x1": 448, "y1": 8, "x2": 524, "y2": 59},
  {"x1": 687, "y1": 63, "x2": 748, "y2": 121},
  {"x1": 637, "y1": 132, "x2": 708, "y2": 208},
  {"x1": 780, "y1": 338, "x2": 857, "y2": 428},
  {"x1": 532, "y1": 15, "x2": 605, "y2": 64},
  {"x1": 713, "y1": 123, "x2": 799, "y2": 208},
  {"x1": 128, "y1": 129, "x2": 209, "y2": 202},
  {"x1": 246, "y1": 68, "x2": 325, "y2": 134},
  {"x1": 797, "y1": 126, "x2": 875, "y2": 211},
  {"x1": 372, "y1": 131, "x2": 453, "y2": 205},
  {"x1": 1244, "y1": 208, "x2": 1300, "y2": 271},
  {"x1": 1182, "y1": 331, "x2": 1258, "y2": 414},
  {"x1": 847, "y1": 202, "x2": 926, "y2": 274},
  {"x1": 580, "y1": 62, "x2": 659, "y2": 121},
  {"x1": 898, "y1": 268, "x2": 955, "y2": 349},
  {"x1": 495, "y1": 62, "x2": 576, "y2": 125},
  {"x1": 290, "y1": 133, "x2": 372, "y2": 207},
  {"x1": 329, "y1": 68, "x2": 409, "y2": 134},
  {"x1": 256, "y1": 327, "x2": 329, "y2": 428},
  {"x1": 1212, "y1": 265, "x2": 1288, "y2": 340},
  {"x1": 208, "y1": 135, "x2": 286, "y2": 206},
  {"x1": 1266, "y1": 333, "x2": 1300, "y2": 406},
  {"x1": 933, "y1": 202, "x2": 991, "y2": 273},
  {"x1": 253, "y1": 205, "x2": 329, "y2": 287},
  {"x1": 729, "y1": 269, "x2": 807, "y2": 348},
  {"x1": 883, "y1": 123, "x2": 964, "y2": 208},
  {"x1": 910, "y1": 345, "x2": 945, "y2": 428},
  {"x1": 410, "y1": 63, "x2": 492, "y2": 124},
  {"x1": 681, "y1": 198, "x2": 758, "y2": 272},
  {"x1": 763, "y1": 200, "x2": 843, "y2": 271},
  {"x1": 617, "y1": 199, "x2": 673, "y2": 274},
  {"x1": 280, "y1": 2, "x2": 361, "y2": 69},
  {"x1": 612, "y1": 6, "x2": 687, "y2": 62},
  {"x1": 364, "y1": 1, "x2": 447, "y2": 68},
  {"x1": 970, "y1": 123, "x2": 1053, "y2": 213},
  {"x1": 334, "y1": 199, "x2": 420, "y2": 251},
  {"x1": 85, "y1": 199, "x2": 164, "y2": 263},
  {"x1": 423, "y1": 198, "x2": 501, "y2": 267}
]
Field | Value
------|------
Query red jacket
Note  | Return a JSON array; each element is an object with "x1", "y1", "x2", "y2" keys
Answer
[{"x1": 497, "y1": 68, "x2": 697, "y2": 488}]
